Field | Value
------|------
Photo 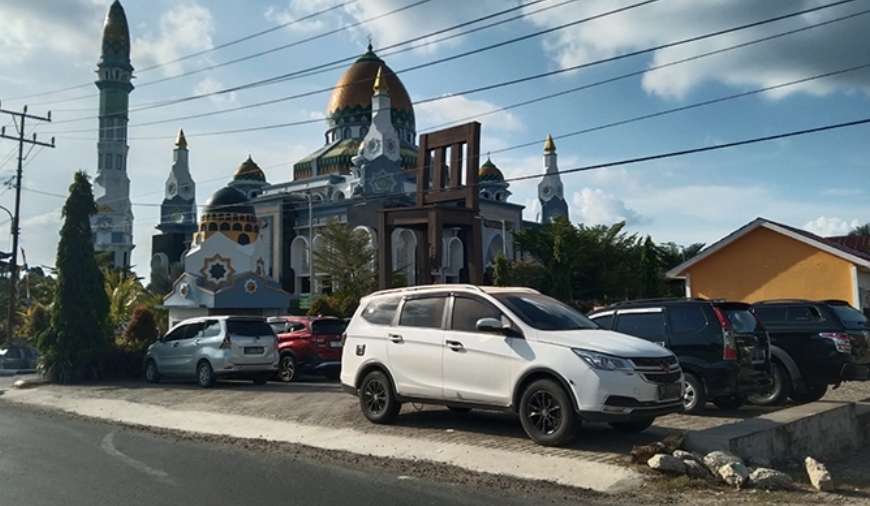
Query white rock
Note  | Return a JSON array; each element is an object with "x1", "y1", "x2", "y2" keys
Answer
[
  {"x1": 684, "y1": 460, "x2": 712, "y2": 480},
  {"x1": 805, "y1": 457, "x2": 834, "y2": 492},
  {"x1": 647, "y1": 454, "x2": 687, "y2": 475},
  {"x1": 673, "y1": 449, "x2": 700, "y2": 463},
  {"x1": 718, "y1": 462, "x2": 750, "y2": 488},
  {"x1": 703, "y1": 451, "x2": 743, "y2": 474},
  {"x1": 748, "y1": 468, "x2": 794, "y2": 490}
]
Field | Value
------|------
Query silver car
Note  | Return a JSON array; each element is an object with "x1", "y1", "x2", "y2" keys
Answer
[{"x1": 144, "y1": 316, "x2": 278, "y2": 388}]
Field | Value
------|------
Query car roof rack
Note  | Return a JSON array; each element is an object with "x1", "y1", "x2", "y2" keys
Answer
[
  {"x1": 601, "y1": 297, "x2": 709, "y2": 308},
  {"x1": 367, "y1": 284, "x2": 485, "y2": 298}
]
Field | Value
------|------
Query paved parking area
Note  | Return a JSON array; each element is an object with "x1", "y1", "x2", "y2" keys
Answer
[{"x1": 8, "y1": 376, "x2": 869, "y2": 468}]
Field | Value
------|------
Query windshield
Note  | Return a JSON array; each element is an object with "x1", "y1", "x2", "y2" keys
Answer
[
  {"x1": 312, "y1": 319, "x2": 347, "y2": 335},
  {"x1": 493, "y1": 293, "x2": 597, "y2": 331},
  {"x1": 830, "y1": 304, "x2": 868, "y2": 329}
]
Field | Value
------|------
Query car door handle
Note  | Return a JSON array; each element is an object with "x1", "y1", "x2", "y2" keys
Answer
[
  {"x1": 388, "y1": 334, "x2": 404, "y2": 343},
  {"x1": 446, "y1": 340, "x2": 464, "y2": 351}
]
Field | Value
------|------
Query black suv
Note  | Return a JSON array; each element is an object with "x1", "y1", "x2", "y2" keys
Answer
[
  {"x1": 750, "y1": 300, "x2": 870, "y2": 405},
  {"x1": 589, "y1": 299, "x2": 772, "y2": 413}
]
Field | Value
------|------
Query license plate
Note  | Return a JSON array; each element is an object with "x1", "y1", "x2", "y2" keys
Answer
[
  {"x1": 329, "y1": 341, "x2": 342, "y2": 348},
  {"x1": 244, "y1": 346, "x2": 264, "y2": 354},
  {"x1": 658, "y1": 383, "x2": 681, "y2": 401}
]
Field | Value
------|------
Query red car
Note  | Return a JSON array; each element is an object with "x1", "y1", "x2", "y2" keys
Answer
[{"x1": 267, "y1": 316, "x2": 347, "y2": 382}]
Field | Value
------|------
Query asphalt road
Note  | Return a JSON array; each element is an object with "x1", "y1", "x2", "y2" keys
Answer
[{"x1": 0, "y1": 403, "x2": 534, "y2": 506}]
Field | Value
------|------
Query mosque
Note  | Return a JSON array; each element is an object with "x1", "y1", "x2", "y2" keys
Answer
[{"x1": 93, "y1": 2, "x2": 570, "y2": 322}]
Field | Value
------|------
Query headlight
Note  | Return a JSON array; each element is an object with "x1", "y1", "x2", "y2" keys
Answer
[{"x1": 572, "y1": 349, "x2": 633, "y2": 371}]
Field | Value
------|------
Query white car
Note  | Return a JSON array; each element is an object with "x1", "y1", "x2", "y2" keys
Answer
[{"x1": 341, "y1": 285, "x2": 684, "y2": 446}]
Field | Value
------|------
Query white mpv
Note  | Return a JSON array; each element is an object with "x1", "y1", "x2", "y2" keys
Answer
[{"x1": 341, "y1": 285, "x2": 684, "y2": 446}]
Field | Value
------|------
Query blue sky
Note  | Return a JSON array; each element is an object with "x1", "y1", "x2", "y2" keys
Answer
[{"x1": 1, "y1": 0, "x2": 869, "y2": 277}]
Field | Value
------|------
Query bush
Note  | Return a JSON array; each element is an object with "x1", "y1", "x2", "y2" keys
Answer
[
  {"x1": 118, "y1": 305, "x2": 159, "y2": 353},
  {"x1": 308, "y1": 294, "x2": 356, "y2": 318}
]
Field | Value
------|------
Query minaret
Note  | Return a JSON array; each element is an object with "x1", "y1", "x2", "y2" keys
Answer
[
  {"x1": 92, "y1": 0, "x2": 135, "y2": 270},
  {"x1": 538, "y1": 134, "x2": 569, "y2": 223},
  {"x1": 158, "y1": 130, "x2": 197, "y2": 234},
  {"x1": 359, "y1": 66, "x2": 400, "y2": 163}
]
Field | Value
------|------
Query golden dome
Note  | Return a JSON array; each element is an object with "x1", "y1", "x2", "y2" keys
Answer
[
  {"x1": 326, "y1": 46, "x2": 413, "y2": 116},
  {"x1": 544, "y1": 133, "x2": 556, "y2": 153},
  {"x1": 234, "y1": 155, "x2": 266, "y2": 182}
]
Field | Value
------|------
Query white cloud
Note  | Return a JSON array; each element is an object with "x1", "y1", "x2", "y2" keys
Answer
[
  {"x1": 193, "y1": 77, "x2": 237, "y2": 105},
  {"x1": 803, "y1": 216, "x2": 861, "y2": 237},
  {"x1": 571, "y1": 187, "x2": 644, "y2": 226},
  {"x1": 416, "y1": 95, "x2": 522, "y2": 133},
  {"x1": 0, "y1": 0, "x2": 104, "y2": 66},
  {"x1": 822, "y1": 187, "x2": 865, "y2": 197},
  {"x1": 265, "y1": 0, "x2": 338, "y2": 33},
  {"x1": 525, "y1": 0, "x2": 870, "y2": 99},
  {"x1": 133, "y1": 2, "x2": 214, "y2": 76}
]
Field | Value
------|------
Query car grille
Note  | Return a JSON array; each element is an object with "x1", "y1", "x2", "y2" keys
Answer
[
  {"x1": 641, "y1": 371, "x2": 682, "y2": 384},
  {"x1": 631, "y1": 356, "x2": 678, "y2": 368}
]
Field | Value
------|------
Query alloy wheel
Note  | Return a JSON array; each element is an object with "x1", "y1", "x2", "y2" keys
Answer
[
  {"x1": 279, "y1": 356, "x2": 296, "y2": 382},
  {"x1": 683, "y1": 382, "x2": 696, "y2": 409},
  {"x1": 362, "y1": 378, "x2": 387, "y2": 416},
  {"x1": 527, "y1": 390, "x2": 562, "y2": 435}
]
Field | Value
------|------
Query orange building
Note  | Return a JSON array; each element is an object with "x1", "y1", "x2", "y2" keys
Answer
[{"x1": 667, "y1": 218, "x2": 870, "y2": 312}]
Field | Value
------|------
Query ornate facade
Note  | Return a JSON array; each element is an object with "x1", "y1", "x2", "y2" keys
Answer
[{"x1": 92, "y1": 0, "x2": 135, "y2": 269}]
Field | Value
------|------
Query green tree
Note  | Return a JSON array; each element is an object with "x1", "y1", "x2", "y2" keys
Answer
[
  {"x1": 38, "y1": 171, "x2": 110, "y2": 383},
  {"x1": 638, "y1": 236, "x2": 663, "y2": 297},
  {"x1": 104, "y1": 269, "x2": 152, "y2": 335},
  {"x1": 493, "y1": 255, "x2": 512, "y2": 286},
  {"x1": 850, "y1": 223, "x2": 870, "y2": 237},
  {"x1": 20, "y1": 303, "x2": 51, "y2": 343},
  {"x1": 312, "y1": 220, "x2": 375, "y2": 313}
]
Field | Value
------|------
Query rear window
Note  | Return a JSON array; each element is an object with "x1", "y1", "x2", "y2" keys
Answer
[
  {"x1": 362, "y1": 296, "x2": 401, "y2": 325},
  {"x1": 312, "y1": 319, "x2": 347, "y2": 335},
  {"x1": 753, "y1": 306, "x2": 787, "y2": 323},
  {"x1": 668, "y1": 305, "x2": 708, "y2": 334},
  {"x1": 227, "y1": 319, "x2": 274, "y2": 337},
  {"x1": 829, "y1": 304, "x2": 868, "y2": 329},
  {"x1": 615, "y1": 312, "x2": 666, "y2": 341},
  {"x1": 722, "y1": 308, "x2": 760, "y2": 333},
  {"x1": 787, "y1": 305, "x2": 824, "y2": 323}
]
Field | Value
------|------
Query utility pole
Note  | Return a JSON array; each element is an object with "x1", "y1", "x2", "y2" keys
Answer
[{"x1": 0, "y1": 102, "x2": 54, "y2": 344}]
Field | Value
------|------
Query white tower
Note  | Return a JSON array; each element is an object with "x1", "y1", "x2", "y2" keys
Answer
[{"x1": 538, "y1": 134, "x2": 569, "y2": 223}]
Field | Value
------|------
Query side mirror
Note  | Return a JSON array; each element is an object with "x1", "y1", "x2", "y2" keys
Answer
[{"x1": 476, "y1": 317, "x2": 522, "y2": 338}]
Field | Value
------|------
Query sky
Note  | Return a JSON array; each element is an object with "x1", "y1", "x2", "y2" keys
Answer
[{"x1": 0, "y1": 0, "x2": 869, "y2": 278}]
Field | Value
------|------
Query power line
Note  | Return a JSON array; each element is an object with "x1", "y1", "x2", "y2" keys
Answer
[
  {"x1": 44, "y1": 0, "x2": 583, "y2": 122},
  {"x1": 4, "y1": 0, "x2": 361, "y2": 103},
  {"x1": 49, "y1": 1, "x2": 867, "y2": 141},
  {"x1": 44, "y1": 0, "x2": 663, "y2": 128}
]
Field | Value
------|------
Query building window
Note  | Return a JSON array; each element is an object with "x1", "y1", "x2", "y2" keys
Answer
[
  {"x1": 115, "y1": 154, "x2": 122, "y2": 169},
  {"x1": 208, "y1": 223, "x2": 218, "y2": 231},
  {"x1": 232, "y1": 223, "x2": 243, "y2": 231},
  {"x1": 343, "y1": 127, "x2": 351, "y2": 139},
  {"x1": 244, "y1": 224, "x2": 253, "y2": 232},
  {"x1": 105, "y1": 154, "x2": 112, "y2": 170},
  {"x1": 220, "y1": 223, "x2": 230, "y2": 231}
]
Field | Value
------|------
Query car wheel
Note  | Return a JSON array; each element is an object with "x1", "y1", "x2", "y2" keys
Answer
[
  {"x1": 682, "y1": 373, "x2": 706, "y2": 414},
  {"x1": 196, "y1": 361, "x2": 215, "y2": 388},
  {"x1": 278, "y1": 354, "x2": 297, "y2": 383},
  {"x1": 609, "y1": 418, "x2": 654, "y2": 433},
  {"x1": 712, "y1": 395, "x2": 744, "y2": 410},
  {"x1": 790, "y1": 383, "x2": 828, "y2": 403},
  {"x1": 359, "y1": 370, "x2": 401, "y2": 424},
  {"x1": 748, "y1": 362, "x2": 791, "y2": 406},
  {"x1": 519, "y1": 379, "x2": 577, "y2": 447},
  {"x1": 252, "y1": 375, "x2": 268, "y2": 385},
  {"x1": 144, "y1": 360, "x2": 160, "y2": 384},
  {"x1": 447, "y1": 406, "x2": 471, "y2": 414}
]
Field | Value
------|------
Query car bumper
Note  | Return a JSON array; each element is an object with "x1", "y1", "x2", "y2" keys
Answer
[
  {"x1": 568, "y1": 367, "x2": 684, "y2": 415},
  {"x1": 580, "y1": 399, "x2": 684, "y2": 422},
  {"x1": 842, "y1": 363, "x2": 870, "y2": 381},
  {"x1": 215, "y1": 362, "x2": 279, "y2": 377}
]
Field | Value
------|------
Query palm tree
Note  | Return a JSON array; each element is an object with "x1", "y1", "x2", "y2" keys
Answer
[{"x1": 850, "y1": 223, "x2": 870, "y2": 237}]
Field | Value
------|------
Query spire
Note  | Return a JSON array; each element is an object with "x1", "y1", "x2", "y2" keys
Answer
[
  {"x1": 373, "y1": 66, "x2": 389, "y2": 95},
  {"x1": 544, "y1": 133, "x2": 556, "y2": 153},
  {"x1": 99, "y1": 0, "x2": 132, "y2": 70},
  {"x1": 175, "y1": 129, "x2": 188, "y2": 149}
]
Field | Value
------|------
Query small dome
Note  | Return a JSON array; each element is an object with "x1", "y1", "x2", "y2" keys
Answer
[
  {"x1": 479, "y1": 158, "x2": 504, "y2": 182},
  {"x1": 326, "y1": 45, "x2": 413, "y2": 117},
  {"x1": 234, "y1": 155, "x2": 266, "y2": 182},
  {"x1": 99, "y1": 0, "x2": 132, "y2": 70},
  {"x1": 205, "y1": 186, "x2": 253, "y2": 215}
]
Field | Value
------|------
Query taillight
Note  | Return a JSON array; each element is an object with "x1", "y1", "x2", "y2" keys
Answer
[
  {"x1": 819, "y1": 332, "x2": 852, "y2": 354},
  {"x1": 340, "y1": 332, "x2": 347, "y2": 346},
  {"x1": 713, "y1": 307, "x2": 737, "y2": 361},
  {"x1": 219, "y1": 335, "x2": 232, "y2": 349}
]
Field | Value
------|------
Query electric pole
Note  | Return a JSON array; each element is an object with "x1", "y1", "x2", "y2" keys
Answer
[{"x1": 0, "y1": 102, "x2": 54, "y2": 344}]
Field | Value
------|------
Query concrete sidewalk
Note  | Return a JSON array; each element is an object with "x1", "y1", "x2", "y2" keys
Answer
[{"x1": 1, "y1": 385, "x2": 644, "y2": 493}]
